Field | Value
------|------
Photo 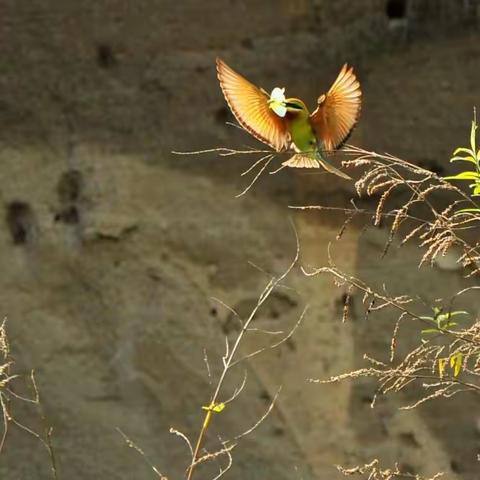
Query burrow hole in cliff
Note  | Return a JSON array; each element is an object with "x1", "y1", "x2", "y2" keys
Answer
[
  {"x1": 54, "y1": 205, "x2": 80, "y2": 225},
  {"x1": 57, "y1": 169, "x2": 83, "y2": 203},
  {"x1": 386, "y1": 0, "x2": 408, "y2": 19},
  {"x1": 54, "y1": 169, "x2": 83, "y2": 225},
  {"x1": 6, "y1": 201, "x2": 36, "y2": 245},
  {"x1": 96, "y1": 43, "x2": 117, "y2": 69}
]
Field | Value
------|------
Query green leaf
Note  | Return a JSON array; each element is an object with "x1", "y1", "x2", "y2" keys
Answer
[
  {"x1": 470, "y1": 120, "x2": 477, "y2": 153},
  {"x1": 450, "y1": 155, "x2": 477, "y2": 164},
  {"x1": 454, "y1": 208, "x2": 480, "y2": 214},
  {"x1": 453, "y1": 147, "x2": 475, "y2": 157},
  {"x1": 437, "y1": 311, "x2": 467, "y2": 328},
  {"x1": 422, "y1": 310, "x2": 467, "y2": 336},
  {"x1": 202, "y1": 402, "x2": 226, "y2": 413},
  {"x1": 449, "y1": 353, "x2": 463, "y2": 377},
  {"x1": 211, "y1": 402, "x2": 225, "y2": 413},
  {"x1": 442, "y1": 321, "x2": 458, "y2": 330},
  {"x1": 454, "y1": 354, "x2": 463, "y2": 377},
  {"x1": 421, "y1": 328, "x2": 441, "y2": 334},
  {"x1": 438, "y1": 358, "x2": 447, "y2": 378},
  {"x1": 444, "y1": 171, "x2": 480, "y2": 181},
  {"x1": 436, "y1": 312, "x2": 456, "y2": 321}
]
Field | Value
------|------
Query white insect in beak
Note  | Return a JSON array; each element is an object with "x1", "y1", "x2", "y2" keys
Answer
[{"x1": 269, "y1": 87, "x2": 287, "y2": 118}]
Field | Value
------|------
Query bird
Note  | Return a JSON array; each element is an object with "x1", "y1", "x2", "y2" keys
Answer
[{"x1": 216, "y1": 58, "x2": 362, "y2": 179}]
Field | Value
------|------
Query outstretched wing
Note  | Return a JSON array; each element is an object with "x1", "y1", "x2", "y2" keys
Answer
[
  {"x1": 310, "y1": 64, "x2": 362, "y2": 152},
  {"x1": 216, "y1": 58, "x2": 290, "y2": 152}
]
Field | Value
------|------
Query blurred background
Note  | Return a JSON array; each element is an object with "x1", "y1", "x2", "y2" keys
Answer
[{"x1": 1, "y1": 1, "x2": 479, "y2": 478}]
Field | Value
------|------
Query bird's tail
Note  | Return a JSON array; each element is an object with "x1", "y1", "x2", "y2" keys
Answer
[
  {"x1": 282, "y1": 151, "x2": 351, "y2": 179},
  {"x1": 282, "y1": 153, "x2": 319, "y2": 169}
]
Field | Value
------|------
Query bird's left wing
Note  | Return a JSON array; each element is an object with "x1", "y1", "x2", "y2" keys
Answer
[
  {"x1": 217, "y1": 58, "x2": 290, "y2": 152},
  {"x1": 310, "y1": 64, "x2": 362, "y2": 152}
]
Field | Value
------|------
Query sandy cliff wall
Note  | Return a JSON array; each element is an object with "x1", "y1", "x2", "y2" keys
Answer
[{"x1": 0, "y1": 1, "x2": 479, "y2": 479}]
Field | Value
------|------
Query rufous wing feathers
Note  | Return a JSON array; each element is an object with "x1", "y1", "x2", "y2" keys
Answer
[
  {"x1": 310, "y1": 64, "x2": 362, "y2": 152},
  {"x1": 216, "y1": 58, "x2": 290, "y2": 152}
]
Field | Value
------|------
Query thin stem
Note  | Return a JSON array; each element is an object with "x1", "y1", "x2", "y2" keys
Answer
[{"x1": 186, "y1": 231, "x2": 300, "y2": 480}]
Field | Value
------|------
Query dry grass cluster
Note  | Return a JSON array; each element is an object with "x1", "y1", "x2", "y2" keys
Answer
[
  {"x1": 0, "y1": 319, "x2": 12, "y2": 451},
  {"x1": 306, "y1": 260, "x2": 480, "y2": 409},
  {"x1": 0, "y1": 320, "x2": 58, "y2": 478},
  {"x1": 301, "y1": 141, "x2": 480, "y2": 405},
  {"x1": 123, "y1": 117, "x2": 480, "y2": 478},
  {"x1": 292, "y1": 129, "x2": 480, "y2": 477},
  {"x1": 337, "y1": 459, "x2": 444, "y2": 480},
  {"x1": 342, "y1": 145, "x2": 480, "y2": 273},
  {"x1": 3, "y1": 107, "x2": 480, "y2": 477}
]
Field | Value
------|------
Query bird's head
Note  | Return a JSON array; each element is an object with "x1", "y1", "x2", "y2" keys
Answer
[{"x1": 268, "y1": 88, "x2": 307, "y2": 117}]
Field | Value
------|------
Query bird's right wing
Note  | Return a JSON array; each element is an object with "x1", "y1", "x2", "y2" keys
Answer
[
  {"x1": 310, "y1": 64, "x2": 362, "y2": 152},
  {"x1": 217, "y1": 58, "x2": 290, "y2": 152}
]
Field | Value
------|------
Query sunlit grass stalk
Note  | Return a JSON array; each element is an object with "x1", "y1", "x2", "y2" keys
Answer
[{"x1": 186, "y1": 238, "x2": 301, "y2": 479}]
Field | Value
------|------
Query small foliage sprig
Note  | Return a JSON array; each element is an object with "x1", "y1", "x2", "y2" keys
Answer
[
  {"x1": 444, "y1": 109, "x2": 480, "y2": 206},
  {"x1": 420, "y1": 307, "x2": 468, "y2": 335},
  {"x1": 297, "y1": 111, "x2": 480, "y2": 479},
  {"x1": 305, "y1": 262, "x2": 480, "y2": 409}
]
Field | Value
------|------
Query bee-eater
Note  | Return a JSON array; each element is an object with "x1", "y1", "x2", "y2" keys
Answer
[{"x1": 216, "y1": 58, "x2": 362, "y2": 179}]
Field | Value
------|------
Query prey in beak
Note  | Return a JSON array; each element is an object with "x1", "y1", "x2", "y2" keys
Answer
[{"x1": 267, "y1": 87, "x2": 287, "y2": 117}]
